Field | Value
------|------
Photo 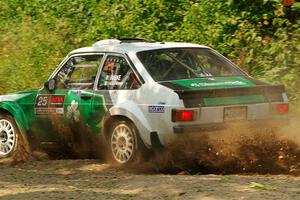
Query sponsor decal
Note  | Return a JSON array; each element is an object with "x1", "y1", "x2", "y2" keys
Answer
[
  {"x1": 190, "y1": 81, "x2": 247, "y2": 87},
  {"x1": 148, "y1": 106, "x2": 165, "y2": 113},
  {"x1": 102, "y1": 74, "x2": 123, "y2": 87},
  {"x1": 67, "y1": 100, "x2": 80, "y2": 122},
  {"x1": 109, "y1": 75, "x2": 121, "y2": 81},
  {"x1": 35, "y1": 95, "x2": 65, "y2": 115},
  {"x1": 51, "y1": 96, "x2": 64, "y2": 104}
]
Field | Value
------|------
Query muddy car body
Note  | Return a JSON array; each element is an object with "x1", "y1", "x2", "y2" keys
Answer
[{"x1": 0, "y1": 39, "x2": 289, "y2": 164}]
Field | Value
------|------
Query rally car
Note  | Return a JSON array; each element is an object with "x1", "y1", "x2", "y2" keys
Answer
[{"x1": 0, "y1": 39, "x2": 289, "y2": 164}]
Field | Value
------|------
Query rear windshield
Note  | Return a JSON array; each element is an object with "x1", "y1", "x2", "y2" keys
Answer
[{"x1": 137, "y1": 48, "x2": 244, "y2": 82}]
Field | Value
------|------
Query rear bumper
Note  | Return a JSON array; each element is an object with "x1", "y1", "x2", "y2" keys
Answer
[{"x1": 173, "y1": 118, "x2": 289, "y2": 134}]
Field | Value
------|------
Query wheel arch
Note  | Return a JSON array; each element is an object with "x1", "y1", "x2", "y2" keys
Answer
[
  {"x1": 0, "y1": 102, "x2": 29, "y2": 134},
  {"x1": 104, "y1": 103, "x2": 153, "y2": 147},
  {"x1": 103, "y1": 115, "x2": 129, "y2": 138},
  {"x1": 0, "y1": 107, "x2": 11, "y2": 116},
  {"x1": 103, "y1": 114, "x2": 151, "y2": 148}
]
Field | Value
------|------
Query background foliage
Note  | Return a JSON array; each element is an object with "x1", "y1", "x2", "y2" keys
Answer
[{"x1": 0, "y1": 0, "x2": 299, "y2": 103}]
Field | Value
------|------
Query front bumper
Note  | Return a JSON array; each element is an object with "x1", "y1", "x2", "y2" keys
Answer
[{"x1": 173, "y1": 118, "x2": 289, "y2": 134}]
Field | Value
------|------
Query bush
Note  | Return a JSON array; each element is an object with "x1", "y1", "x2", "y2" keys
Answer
[{"x1": 0, "y1": 0, "x2": 299, "y2": 102}]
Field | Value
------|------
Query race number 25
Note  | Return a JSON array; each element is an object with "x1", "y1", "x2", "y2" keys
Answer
[{"x1": 36, "y1": 95, "x2": 50, "y2": 107}]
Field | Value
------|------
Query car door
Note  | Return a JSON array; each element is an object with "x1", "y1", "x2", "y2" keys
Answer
[
  {"x1": 89, "y1": 54, "x2": 142, "y2": 134},
  {"x1": 32, "y1": 53, "x2": 104, "y2": 143}
]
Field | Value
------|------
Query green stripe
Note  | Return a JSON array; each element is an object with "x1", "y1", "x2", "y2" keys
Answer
[
  {"x1": 204, "y1": 95, "x2": 265, "y2": 106},
  {"x1": 173, "y1": 76, "x2": 256, "y2": 90}
]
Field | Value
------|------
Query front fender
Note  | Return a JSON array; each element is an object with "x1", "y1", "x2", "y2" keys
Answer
[
  {"x1": 0, "y1": 101, "x2": 29, "y2": 133},
  {"x1": 109, "y1": 101, "x2": 152, "y2": 146}
]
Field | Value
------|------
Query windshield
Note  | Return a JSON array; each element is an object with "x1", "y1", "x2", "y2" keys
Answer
[{"x1": 137, "y1": 48, "x2": 244, "y2": 82}]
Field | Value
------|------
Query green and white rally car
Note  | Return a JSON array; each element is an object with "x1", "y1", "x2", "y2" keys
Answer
[{"x1": 0, "y1": 39, "x2": 289, "y2": 164}]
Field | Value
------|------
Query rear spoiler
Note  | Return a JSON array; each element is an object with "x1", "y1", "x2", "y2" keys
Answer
[{"x1": 174, "y1": 84, "x2": 285, "y2": 108}]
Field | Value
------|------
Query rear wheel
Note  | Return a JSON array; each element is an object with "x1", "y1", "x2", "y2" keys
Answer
[{"x1": 109, "y1": 120, "x2": 142, "y2": 164}]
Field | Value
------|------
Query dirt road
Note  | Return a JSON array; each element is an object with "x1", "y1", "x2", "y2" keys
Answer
[
  {"x1": 1, "y1": 118, "x2": 299, "y2": 199},
  {"x1": 0, "y1": 159, "x2": 299, "y2": 200}
]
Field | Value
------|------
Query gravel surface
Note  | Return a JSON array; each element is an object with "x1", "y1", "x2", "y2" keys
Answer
[{"x1": 0, "y1": 159, "x2": 300, "y2": 200}]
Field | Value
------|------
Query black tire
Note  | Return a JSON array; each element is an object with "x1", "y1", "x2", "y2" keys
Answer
[
  {"x1": 0, "y1": 113, "x2": 31, "y2": 163},
  {"x1": 108, "y1": 120, "x2": 145, "y2": 164}
]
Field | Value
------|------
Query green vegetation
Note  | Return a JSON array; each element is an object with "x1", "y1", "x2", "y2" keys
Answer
[
  {"x1": 0, "y1": 0, "x2": 299, "y2": 102},
  {"x1": 250, "y1": 182, "x2": 273, "y2": 190}
]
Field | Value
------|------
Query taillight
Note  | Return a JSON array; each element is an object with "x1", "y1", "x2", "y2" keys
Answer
[
  {"x1": 172, "y1": 109, "x2": 195, "y2": 122},
  {"x1": 277, "y1": 104, "x2": 289, "y2": 114}
]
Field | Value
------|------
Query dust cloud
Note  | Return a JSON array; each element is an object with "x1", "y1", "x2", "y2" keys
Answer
[
  {"x1": 47, "y1": 108, "x2": 300, "y2": 175},
  {"x1": 5, "y1": 108, "x2": 300, "y2": 176},
  {"x1": 131, "y1": 116, "x2": 300, "y2": 175}
]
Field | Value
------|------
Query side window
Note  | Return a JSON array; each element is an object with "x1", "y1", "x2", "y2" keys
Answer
[
  {"x1": 55, "y1": 54, "x2": 103, "y2": 89},
  {"x1": 98, "y1": 55, "x2": 140, "y2": 90}
]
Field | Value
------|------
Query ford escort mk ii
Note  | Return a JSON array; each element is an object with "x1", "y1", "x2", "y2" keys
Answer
[{"x1": 0, "y1": 39, "x2": 289, "y2": 164}]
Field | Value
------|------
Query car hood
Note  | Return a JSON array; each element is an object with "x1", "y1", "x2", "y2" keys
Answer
[{"x1": 0, "y1": 90, "x2": 38, "y2": 102}]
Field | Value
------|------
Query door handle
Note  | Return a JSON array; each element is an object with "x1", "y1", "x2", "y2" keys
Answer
[{"x1": 80, "y1": 95, "x2": 92, "y2": 100}]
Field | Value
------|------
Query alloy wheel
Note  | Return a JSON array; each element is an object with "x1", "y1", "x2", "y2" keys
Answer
[
  {"x1": 0, "y1": 119, "x2": 16, "y2": 157},
  {"x1": 110, "y1": 124, "x2": 135, "y2": 164}
]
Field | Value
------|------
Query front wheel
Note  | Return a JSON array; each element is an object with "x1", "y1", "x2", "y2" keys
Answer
[
  {"x1": 109, "y1": 120, "x2": 141, "y2": 164},
  {"x1": 0, "y1": 115, "x2": 17, "y2": 157},
  {"x1": 0, "y1": 113, "x2": 30, "y2": 163}
]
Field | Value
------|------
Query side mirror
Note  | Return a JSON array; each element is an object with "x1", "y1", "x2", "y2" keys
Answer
[{"x1": 44, "y1": 79, "x2": 56, "y2": 91}]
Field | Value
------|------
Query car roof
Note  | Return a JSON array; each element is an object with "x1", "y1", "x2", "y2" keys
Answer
[{"x1": 69, "y1": 39, "x2": 210, "y2": 55}]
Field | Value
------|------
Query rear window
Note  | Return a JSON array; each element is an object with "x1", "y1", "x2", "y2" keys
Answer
[{"x1": 137, "y1": 48, "x2": 244, "y2": 82}]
